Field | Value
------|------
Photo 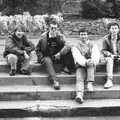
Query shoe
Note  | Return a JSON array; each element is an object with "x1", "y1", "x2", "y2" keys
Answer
[
  {"x1": 9, "y1": 69, "x2": 16, "y2": 76},
  {"x1": 75, "y1": 92, "x2": 83, "y2": 104},
  {"x1": 104, "y1": 79, "x2": 113, "y2": 89},
  {"x1": 87, "y1": 82, "x2": 94, "y2": 92},
  {"x1": 53, "y1": 81, "x2": 60, "y2": 90},
  {"x1": 61, "y1": 67, "x2": 72, "y2": 74},
  {"x1": 20, "y1": 69, "x2": 31, "y2": 75}
]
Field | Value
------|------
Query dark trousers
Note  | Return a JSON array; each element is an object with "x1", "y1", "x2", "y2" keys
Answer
[
  {"x1": 60, "y1": 50, "x2": 75, "y2": 71},
  {"x1": 42, "y1": 50, "x2": 75, "y2": 83}
]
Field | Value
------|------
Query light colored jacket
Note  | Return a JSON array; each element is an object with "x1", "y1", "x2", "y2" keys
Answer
[{"x1": 71, "y1": 40, "x2": 100, "y2": 67}]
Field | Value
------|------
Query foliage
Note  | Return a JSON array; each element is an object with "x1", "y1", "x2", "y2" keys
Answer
[
  {"x1": 0, "y1": 0, "x2": 62, "y2": 15},
  {"x1": 81, "y1": 0, "x2": 120, "y2": 19}
]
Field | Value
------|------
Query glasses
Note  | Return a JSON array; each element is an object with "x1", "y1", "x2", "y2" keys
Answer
[{"x1": 51, "y1": 27, "x2": 57, "y2": 30}]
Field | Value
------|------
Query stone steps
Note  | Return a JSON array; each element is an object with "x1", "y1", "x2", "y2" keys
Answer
[
  {"x1": 0, "y1": 36, "x2": 119, "y2": 117},
  {"x1": 0, "y1": 59, "x2": 119, "y2": 73},
  {"x1": 0, "y1": 72, "x2": 119, "y2": 85},
  {"x1": 0, "y1": 85, "x2": 119, "y2": 101},
  {"x1": 0, "y1": 99, "x2": 120, "y2": 117},
  {"x1": 0, "y1": 62, "x2": 120, "y2": 86}
]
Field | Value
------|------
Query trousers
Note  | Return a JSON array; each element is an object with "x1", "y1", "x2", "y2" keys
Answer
[
  {"x1": 76, "y1": 65, "x2": 95, "y2": 93},
  {"x1": 42, "y1": 50, "x2": 75, "y2": 82},
  {"x1": 7, "y1": 54, "x2": 30, "y2": 71}
]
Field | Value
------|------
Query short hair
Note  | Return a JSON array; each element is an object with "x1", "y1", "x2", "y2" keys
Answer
[
  {"x1": 14, "y1": 24, "x2": 26, "y2": 33},
  {"x1": 107, "y1": 22, "x2": 119, "y2": 30},
  {"x1": 79, "y1": 28, "x2": 88, "y2": 34},
  {"x1": 50, "y1": 20, "x2": 57, "y2": 25}
]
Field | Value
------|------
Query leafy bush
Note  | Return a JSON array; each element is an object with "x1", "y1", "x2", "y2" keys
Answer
[
  {"x1": 81, "y1": 0, "x2": 120, "y2": 19},
  {"x1": 81, "y1": 0, "x2": 104, "y2": 19}
]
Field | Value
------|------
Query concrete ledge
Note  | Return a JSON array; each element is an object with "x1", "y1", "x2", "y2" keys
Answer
[
  {"x1": 0, "y1": 85, "x2": 119, "y2": 100},
  {"x1": 0, "y1": 99, "x2": 120, "y2": 117},
  {"x1": 0, "y1": 72, "x2": 120, "y2": 85},
  {"x1": 0, "y1": 60, "x2": 120, "y2": 73},
  {"x1": 0, "y1": 61, "x2": 107, "y2": 73}
]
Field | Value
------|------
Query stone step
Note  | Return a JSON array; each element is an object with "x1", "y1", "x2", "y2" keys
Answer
[
  {"x1": 0, "y1": 71, "x2": 119, "y2": 86},
  {"x1": 1, "y1": 117, "x2": 120, "y2": 120},
  {"x1": 0, "y1": 72, "x2": 75, "y2": 85},
  {"x1": 0, "y1": 99, "x2": 120, "y2": 117},
  {"x1": 0, "y1": 61, "x2": 109, "y2": 73},
  {"x1": 96, "y1": 63, "x2": 120, "y2": 73},
  {"x1": 0, "y1": 85, "x2": 119, "y2": 101},
  {"x1": 0, "y1": 57, "x2": 120, "y2": 73}
]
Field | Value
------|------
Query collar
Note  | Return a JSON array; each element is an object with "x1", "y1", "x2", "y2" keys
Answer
[
  {"x1": 79, "y1": 39, "x2": 89, "y2": 45},
  {"x1": 49, "y1": 32, "x2": 52, "y2": 38}
]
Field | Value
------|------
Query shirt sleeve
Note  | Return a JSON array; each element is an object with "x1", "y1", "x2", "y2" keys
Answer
[
  {"x1": 91, "y1": 44, "x2": 100, "y2": 65},
  {"x1": 71, "y1": 46, "x2": 87, "y2": 67}
]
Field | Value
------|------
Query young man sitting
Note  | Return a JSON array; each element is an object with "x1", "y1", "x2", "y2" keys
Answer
[
  {"x1": 102, "y1": 22, "x2": 120, "y2": 89},
  {"x1": 3, "y1": 25, "x2": 35, "y2": 76},
  {"x1": 36, "y1": 22, "x2": 74, "y2": 90},
  {"x1": 71, "y1": 28, "x2": 100, "y2": 103}
]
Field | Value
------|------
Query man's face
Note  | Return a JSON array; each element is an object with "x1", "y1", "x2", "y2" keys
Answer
[
  {"x1": 109, "y1": 25, "x2": 119, "y2": 35},
  {"x1": 79, "y1": 32, "x2": 88, "y2": 42},
  {"x1": 49, "y1": 24, "x2": 58, "y2": 38},
  {"x1": 15, "y1": 28, "x2": 24, "y2": 38}
]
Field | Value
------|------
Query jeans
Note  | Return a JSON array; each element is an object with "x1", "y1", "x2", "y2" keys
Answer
[
  {"x1": 104, "y1": 57, "x2": 114, "y2": 79},
  {"x1": 104, "y1": 56, "x2": 120, "y2": 80},
  {"x1": 76, "y1": 65, "x2": 95, "y2": 94}
]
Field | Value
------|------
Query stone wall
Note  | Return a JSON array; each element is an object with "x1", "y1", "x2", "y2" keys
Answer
[
  {"x1": 62, "y1": 18, "x2": 108, "y2": 36},
  {"x1": 62, "y1": 18, "x2": 120, "y2": 36}
]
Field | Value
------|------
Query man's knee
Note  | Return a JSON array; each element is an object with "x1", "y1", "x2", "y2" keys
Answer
[
  {"x1": 43, "y1": 57, "x2": 53, "y2": 65},
  {"x1": 7, "y1": 54, "x2": 18, "y2": 62},
  {"x1": 106, "y1": 57, "x2": 113, "y2": 63},
  {"x1": 86, "y1": 64, "x2": 94, "y2": 68}
]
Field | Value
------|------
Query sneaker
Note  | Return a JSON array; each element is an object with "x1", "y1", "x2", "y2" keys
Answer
[
  {"x1": 104, "y1": 79, "x2": 113, "y2": 89},
  {"x1": 53, "y1": 81, "x2": 60, "y2": 90},
  {"x1": 75, "y1": 92, "x2": 83, "y2": 104},
  {"x1": 61, "y1": 67, "x2": 72, "y2": 74},
  {"x1": 87, "y1": 82, "x2": 94, "y2": 92},
  {"x1": 9, "y1": 69, "x2": 16, "y2": 76},
  {"x1": 20, "y1": 69, "x2": 31, "y2": 75}
]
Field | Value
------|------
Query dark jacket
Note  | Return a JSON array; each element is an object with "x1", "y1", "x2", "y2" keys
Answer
[
  {"x1": 3, "y1": 33, "x2": 35, "y2": 58},
  {"x1": 102, "y1": 34, "x2": 120, "y2": 57},
  {"x1": 35, "y1": 31, "x2": 71, "y2": 63}
]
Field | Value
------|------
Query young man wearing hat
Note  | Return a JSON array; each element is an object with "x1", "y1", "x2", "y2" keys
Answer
[
  {"x1": 71, "y1": 28, "x2": 100, "y2": 103},
  {"x1": 102, "y1": 22, "x2": 120, "y2": 89},
  {"x1": 36, "y1": 23, "x2": 74, "y2": 90}
]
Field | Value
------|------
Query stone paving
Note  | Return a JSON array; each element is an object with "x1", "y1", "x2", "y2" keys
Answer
[{"x1": 1, "y1": 116, "x2": 120, "y2": 120}]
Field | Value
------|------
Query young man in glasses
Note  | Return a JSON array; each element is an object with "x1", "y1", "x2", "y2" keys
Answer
[{"x1": 36, "y1": 22, "x2": 74, "y2": 90}]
